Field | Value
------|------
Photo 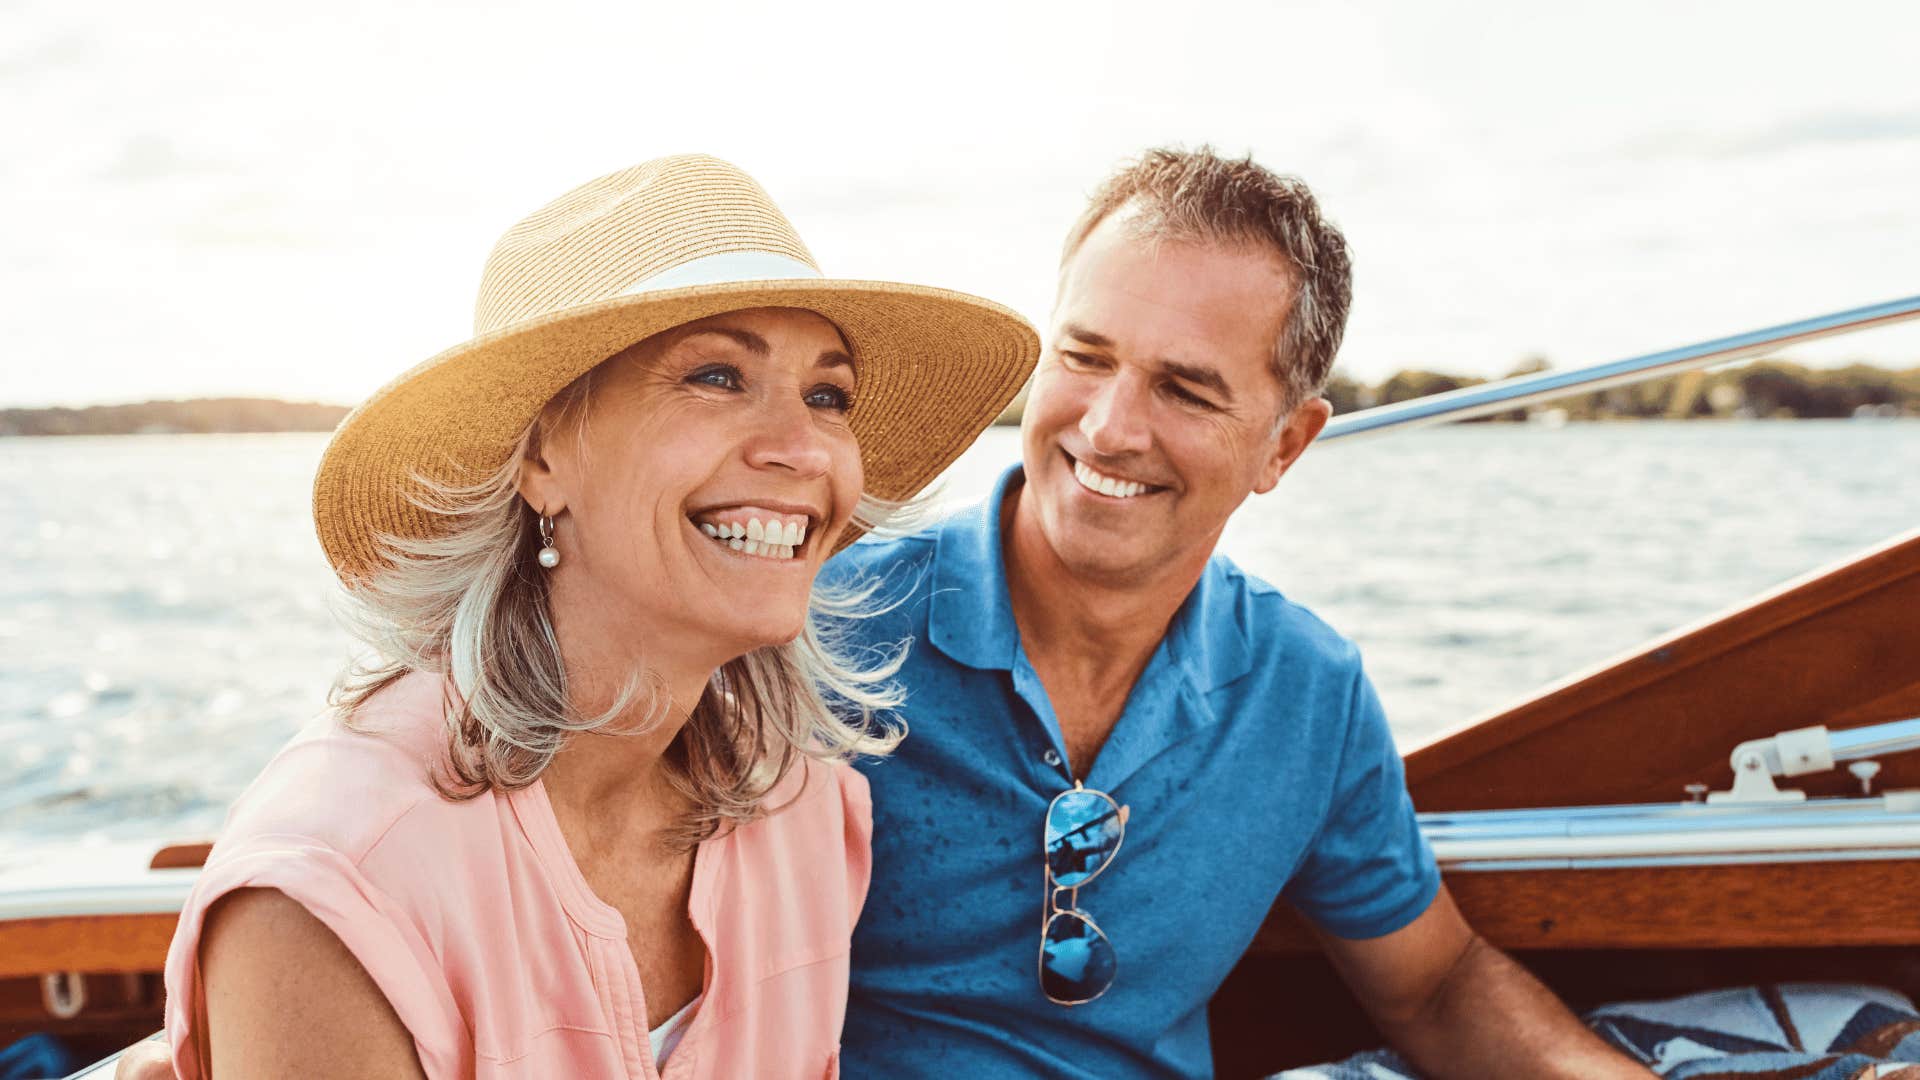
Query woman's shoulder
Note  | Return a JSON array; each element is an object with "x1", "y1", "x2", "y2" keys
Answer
[
  {"x1": 761, "y1": 756, "x2": 871, "y2": 836},
  {"x1": 167, "y1": 670, "x2": 483, "y2": 1079},
  {"x1": 717, "y1": 757, "x2": 874, "y2": 934},
  {"x1": 213, "y1": 670, "x2": 464, "y2": 865}
]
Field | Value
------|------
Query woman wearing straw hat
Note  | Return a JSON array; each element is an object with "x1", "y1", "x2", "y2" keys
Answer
[{"x1": 141, "y1": 156, "x2": 1037, "y2": 1078}]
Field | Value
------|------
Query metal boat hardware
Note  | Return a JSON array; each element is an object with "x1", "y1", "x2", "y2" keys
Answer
[
  {"x1": 1321, "y1": 294, "x2": 1920, "y2": 443},
  {"x1": 1707, "y1": 717, "x2": 1920, "y2": 804},
  {"x1": 1422, "y1": 790, "x2": 1920, "y2": 871}
]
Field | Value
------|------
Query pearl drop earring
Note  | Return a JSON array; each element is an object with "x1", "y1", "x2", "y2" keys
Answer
[{"x1": 537, "y1": 514, "x2": 561, "y2": 569}]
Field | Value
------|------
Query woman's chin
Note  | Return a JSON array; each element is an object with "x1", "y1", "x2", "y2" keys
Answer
[{"x1": 708, "y1": 613, "x2": 810, "y2": 658}]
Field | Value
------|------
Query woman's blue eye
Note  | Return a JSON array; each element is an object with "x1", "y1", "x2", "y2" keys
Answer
[
  {"x1": 806, "y1": 384, "x2": 853, "y2": 412},
  {"x1": 689, "y1": 364, "x2": 742, "y2": 390}
]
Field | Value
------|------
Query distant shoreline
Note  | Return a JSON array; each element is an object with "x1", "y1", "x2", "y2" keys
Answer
[
  {"x1": 0, "y1": 398, "x2": 349, "y2": 437},
  {"x1": 10, "y1": 355, "x2": 1918, "y2": 435}
]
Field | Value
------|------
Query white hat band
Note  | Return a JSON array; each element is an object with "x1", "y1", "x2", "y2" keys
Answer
[{"x1": 621, "y1": 250, "x2": 823, "y2": 296}]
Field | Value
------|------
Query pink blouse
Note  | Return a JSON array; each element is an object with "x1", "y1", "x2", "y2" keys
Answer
[{"x1": 163, "y1": 671, "x2": 870, "y2": 1079}]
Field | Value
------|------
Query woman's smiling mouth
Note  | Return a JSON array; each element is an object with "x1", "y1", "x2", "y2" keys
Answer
[{"x1": 689, "y1": 507, "x2": 813, "y2": 561}]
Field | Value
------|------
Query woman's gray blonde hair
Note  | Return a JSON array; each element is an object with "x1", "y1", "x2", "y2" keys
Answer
[{"x1": 329, "y1": 361, "x2": 920, "y2": 849}]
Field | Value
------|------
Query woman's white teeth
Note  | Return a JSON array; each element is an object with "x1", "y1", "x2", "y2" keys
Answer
[
  {"x1": 1073, "y1": 460, "x2": 1148, "y2": 499},
  {"x1": 698, "y1": 515, "x2": 807, "y2": 560}
]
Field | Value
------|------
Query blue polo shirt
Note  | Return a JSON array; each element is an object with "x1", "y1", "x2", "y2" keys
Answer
[{"x1": 826, "y1": 465, "x2": 1440, "y2": 1079}]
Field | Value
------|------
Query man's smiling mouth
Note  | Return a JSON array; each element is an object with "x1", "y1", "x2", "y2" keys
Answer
[{"x1": 1064, "y1": 451, "x2": 1163, "y2": 500}]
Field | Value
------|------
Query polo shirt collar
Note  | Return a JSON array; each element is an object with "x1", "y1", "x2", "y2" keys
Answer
[
  {"x1": 928, "y1": 464, "x2": 1025, "y2": 672},
  {"x1": 927, "y1": 463, "x2": 1255, "y2": 693}
]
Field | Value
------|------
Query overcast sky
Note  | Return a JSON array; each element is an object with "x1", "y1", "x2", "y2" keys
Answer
[{"x1": 6, "y1": 0, "x2": 1919, "y2": 408}]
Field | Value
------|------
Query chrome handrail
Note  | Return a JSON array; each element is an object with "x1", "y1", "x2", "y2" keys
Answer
[
  {"x1": 1321, "y1": 294, "x2": 1920, "y2": 443},
  {"x1": 1421, "y1": 790, "x2": 1920, "y2": 871},
  {"x1": 1832, "y1": 717, "x2": 1920, "y2": 762}
]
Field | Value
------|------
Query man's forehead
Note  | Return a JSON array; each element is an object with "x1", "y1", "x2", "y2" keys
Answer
[{"x1": 1054, "y1": 215, "x2": 1292, "y2": 370}]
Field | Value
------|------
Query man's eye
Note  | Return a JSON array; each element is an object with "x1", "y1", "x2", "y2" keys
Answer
[
  {"x1": 1166, "y1": 383, "x2": 1215, "y2": 409},
  {"x1": 805, "y1": 384, "x2": 854, "y2": 412},
  {"x1": 688, "y1": 364, "x2": 743, "y2": 390},
  {"x1": 1061, "y1": 351, "x2": 1105, "y2": 370}
]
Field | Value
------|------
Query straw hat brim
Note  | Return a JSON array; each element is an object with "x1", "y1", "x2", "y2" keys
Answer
[{"x1": 312, "y1": 278, "x2": 1038, "y2": 584}]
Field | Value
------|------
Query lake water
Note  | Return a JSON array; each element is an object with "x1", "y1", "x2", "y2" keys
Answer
[{"x1": 3, "y1": 422, "x2": 1917, "y2": 854}]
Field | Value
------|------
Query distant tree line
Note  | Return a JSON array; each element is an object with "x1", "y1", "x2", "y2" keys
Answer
[
  {"x1": 989, "y1": 358, "x2": 1919, "y2": 426},
  {"x1": 14, "y1": 363, "x2": 1919, "y2": 435},
  {"x1": 0, "y1": 398, "x2": 351, "y2": 436},
  {"x1": 1321, "y1": 358, "x2": 1920, "y2": 421}
]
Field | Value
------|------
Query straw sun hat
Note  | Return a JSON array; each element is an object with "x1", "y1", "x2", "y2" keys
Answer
[{"x1": 313, "y1": 155, "x2": 1039, "y2": 584}]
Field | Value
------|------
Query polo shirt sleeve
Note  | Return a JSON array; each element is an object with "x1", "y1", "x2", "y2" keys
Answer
[{"x1": 1281, "y1": 663, "x2": 1441, "y2": 940}]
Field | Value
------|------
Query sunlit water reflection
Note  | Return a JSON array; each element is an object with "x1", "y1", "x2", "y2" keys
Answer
[{"x1": 3, "y1": 421, "x2": 1915, "y2": 852}]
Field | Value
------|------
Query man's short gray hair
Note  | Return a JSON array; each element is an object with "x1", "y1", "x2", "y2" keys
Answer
[{"x1": 1061, "y1": 146, "x2": 1355, "y2": 408}]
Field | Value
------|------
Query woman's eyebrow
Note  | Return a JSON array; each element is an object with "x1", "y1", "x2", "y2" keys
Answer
[
  {"x1": 683, "y1": 327, "x2": 769, "y2": 355},
  {"x1": 684, "y1": 327, "x2": 850, "y2": 372}
]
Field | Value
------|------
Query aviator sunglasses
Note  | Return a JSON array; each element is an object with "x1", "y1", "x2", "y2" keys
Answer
[{"x1": 1039, "y1": 780, "x2": 1130, "y2": 1005}]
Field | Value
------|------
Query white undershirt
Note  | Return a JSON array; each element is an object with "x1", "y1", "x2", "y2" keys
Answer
[{"x1": 649, "y1": 994, "x2": 701, "y2": 1068}]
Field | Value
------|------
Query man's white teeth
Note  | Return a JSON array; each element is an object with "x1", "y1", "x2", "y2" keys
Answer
[
  {"x1": 1073, "y1": 460, "x2": 1148, "y2": 499},
  {"x1": 697, "y1": 514, "x2": 807, "y2": 560}
]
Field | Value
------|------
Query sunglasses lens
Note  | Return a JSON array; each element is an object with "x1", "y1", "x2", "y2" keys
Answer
[
  {"x1": 1046, "y1": 789, "x2": 1123, "y2": 887},
  {"x1": 1041, "y1": 910, "x2": 1117, "y2": 1003}
]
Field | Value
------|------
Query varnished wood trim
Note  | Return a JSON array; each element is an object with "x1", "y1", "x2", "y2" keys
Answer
[
  {"x1": 1251, "y1": 859, "x2": 1920, "y2": 954},
  {"x1": 0, "y1": 914, "x2": 177, "y2": 979},
  {"x1": 149, "y1": 842, "x2": 213, "y2": 870}
]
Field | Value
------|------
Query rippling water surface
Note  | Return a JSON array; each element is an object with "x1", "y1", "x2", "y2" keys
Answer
[{"x1": 3, "y1": 422, "x2": 1917, "y2": 853}]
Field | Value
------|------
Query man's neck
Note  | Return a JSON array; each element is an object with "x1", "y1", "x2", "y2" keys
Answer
[{"x1": 1001, "y1": 485, "x2": 1214, "y2": 773}]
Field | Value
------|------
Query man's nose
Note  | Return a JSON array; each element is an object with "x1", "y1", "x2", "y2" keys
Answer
[
  {"x1": 1079, "y1": 373, "x2": 1153, "y2": 457},
  {"x1": 743, "y1": 392, "x2": 834, "y2": 477}
]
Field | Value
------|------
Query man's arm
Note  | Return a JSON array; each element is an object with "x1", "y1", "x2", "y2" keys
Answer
[{"x1": 1316, "y1": 885, "x2": 1654, "y2": 1080}]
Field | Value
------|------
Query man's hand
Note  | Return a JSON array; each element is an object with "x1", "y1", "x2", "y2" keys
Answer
[
  {"x1": 112, "y1": 1038, "x2": 174, "y2": 1080},
  {"x1": 1317, "y1": 886, "x2": 1655, "y2": 1079}
]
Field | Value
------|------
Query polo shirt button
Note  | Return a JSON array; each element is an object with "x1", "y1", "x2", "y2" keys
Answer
[{"x1": 1042, "y1": 749, "x2": 1062, "y2": 768}]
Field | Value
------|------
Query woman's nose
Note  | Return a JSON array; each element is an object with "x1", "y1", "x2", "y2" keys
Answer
[{"x1": 743, "y1": 393, "x2": 834, "y2": 477}]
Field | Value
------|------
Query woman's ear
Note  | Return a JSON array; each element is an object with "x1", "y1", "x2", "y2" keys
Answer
[{"x1": 515, "y1": 422, "x2": 567, "y2": 517}]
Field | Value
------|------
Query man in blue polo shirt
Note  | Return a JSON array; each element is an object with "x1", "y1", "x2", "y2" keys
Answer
[{"x1": 831, "y1": 150, "x2": 1652, "y2": 1078}]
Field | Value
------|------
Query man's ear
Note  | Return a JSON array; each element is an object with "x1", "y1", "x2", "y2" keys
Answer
[
  {"x1": 515, "y1": 422, "x2": 567, "y2": 518},
  {"x1": 1254, "y1": 396, "x2": 1332, "y2": 495}
]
